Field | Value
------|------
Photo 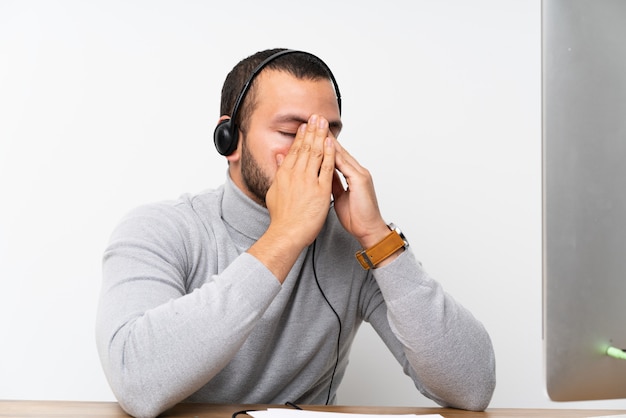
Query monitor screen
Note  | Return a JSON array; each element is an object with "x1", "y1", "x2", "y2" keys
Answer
[{"x1": 542, "y1": 0, "x2": 626, "y2": 402}]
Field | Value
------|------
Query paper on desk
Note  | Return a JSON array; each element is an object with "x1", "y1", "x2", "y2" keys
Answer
[
  {"x1": 588, "y1": 415, "x2": 626, "y2": 418},
  {"x1": 247, "y1": 409, "x2": 443, "y2": 418}
]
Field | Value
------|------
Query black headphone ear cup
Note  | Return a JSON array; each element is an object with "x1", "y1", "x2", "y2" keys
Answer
[{"x1": 213, "y1": 119, "x2": 237, "y2": 156}]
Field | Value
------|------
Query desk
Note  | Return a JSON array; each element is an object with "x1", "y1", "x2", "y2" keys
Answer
[{"x1": 1, "y1": 401, "x2": 625, "y2": 418}]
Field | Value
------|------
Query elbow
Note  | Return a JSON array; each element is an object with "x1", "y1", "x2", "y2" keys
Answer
[
  {"x1": 118, "y1": 402, "x2": 167, "y2": 418},
  {"x1": 452, "y1": 330, "x2": 497, "y2": 411},
  {"x1": 424, "y1": 358, "x2": 496, "y2": 412},
  {"x1": 450, "y1": 368, "x2": 496, "y2": 412},
  {"x1": 101, "y1": 355, "x2": 176, "y2": 418},
  {"x1": 460, "y1": 394, "x2": 494, "y2": 413},
  {"x1": 457, "y1": 389, "x2": 495, "y2": 412},
  {"x1": 457, "y1": 360, "x2": 496, "y2": 411},
  {"x1": 435, "y1": 383, "x2": 495, "y2": 413},
  {"x1": 111, "y1": 381, "x2": 176, "y2": 418},
  {"x1": 97, "y1": 330, "x2": 178, "y2": 417}
]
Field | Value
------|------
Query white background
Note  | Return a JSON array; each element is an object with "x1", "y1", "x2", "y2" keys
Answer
[{"x1": 1, "y1": 0, "x2": 625, "y2": 410}]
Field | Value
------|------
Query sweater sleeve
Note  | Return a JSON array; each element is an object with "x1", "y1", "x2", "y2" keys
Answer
[
  {"x1": 367, "y1": 249, "x2": 496, "y2": 411},
  {"x1": 95, "y1": 204, "x2": 281, "y2": 418}
]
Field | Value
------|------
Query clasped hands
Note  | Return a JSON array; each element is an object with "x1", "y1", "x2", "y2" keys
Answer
[{"x1": 265, "y1": 114, "x2": 390, "y2": 253}]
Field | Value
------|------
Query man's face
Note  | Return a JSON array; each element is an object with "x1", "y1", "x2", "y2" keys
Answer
[{"x1": 228, "y1": 69, "x2": 342, "y2": 206}]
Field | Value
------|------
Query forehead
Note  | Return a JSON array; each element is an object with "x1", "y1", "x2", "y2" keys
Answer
[{"x1": 250, "y1": 69, "x2": 341, "y2": 121}]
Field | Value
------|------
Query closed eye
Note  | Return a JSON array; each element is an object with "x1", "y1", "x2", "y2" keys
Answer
[{"x1": 279, "y1": 131, "x2": 297, "y2": 138}]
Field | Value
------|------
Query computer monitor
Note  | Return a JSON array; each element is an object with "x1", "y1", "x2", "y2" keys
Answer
[{"x1": 542, "y1": 0, "x2": 626, "y2": 402}]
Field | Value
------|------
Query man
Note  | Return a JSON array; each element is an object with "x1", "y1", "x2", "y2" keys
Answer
[{"x1": 96, "y1": 48, "x2": 496, "y2": 418}]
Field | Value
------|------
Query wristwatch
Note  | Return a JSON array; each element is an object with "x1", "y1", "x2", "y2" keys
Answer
[{"x1": 355, "y1": 223, "x2": 409, "y2": 270}]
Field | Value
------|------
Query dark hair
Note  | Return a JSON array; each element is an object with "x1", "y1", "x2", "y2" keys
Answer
[{"x1": 219, "y1": 48, "x2": 337, "y2": 131}]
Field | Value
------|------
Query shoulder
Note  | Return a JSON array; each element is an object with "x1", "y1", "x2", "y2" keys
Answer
[
  {"x1": 112, "y1": 186, "x2": 225, "y2": 240},
  {"x1": 129, "y1": 186, "x2": 222, "y2": 219}
]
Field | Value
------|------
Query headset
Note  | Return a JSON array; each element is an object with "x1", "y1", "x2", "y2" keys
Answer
[{"x1": 213, "y1": 49, "x2": 342, "y2": 156}]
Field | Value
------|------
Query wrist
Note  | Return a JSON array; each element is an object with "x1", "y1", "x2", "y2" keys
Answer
[
  {"x1": 357, "y1": 222, "x2": 393, "y2": 249},
  {"x1": 248, "y1": 226, "x2": 306, "y2": 283},
  {"x1": 355, "y1": 223, "x2": 409, "y2": 270}
]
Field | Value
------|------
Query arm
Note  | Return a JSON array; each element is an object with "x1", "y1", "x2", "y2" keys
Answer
[
  {"x1": 370, "y1": 251, "x2": 496, "y2": 411},
  {"x1": 330, "y1": 135, "x2": 495, "y2": 410},
  {"x1": 97, "y1": 115, "x2": 337, "y2": 417},
  {"x1": 96, "y1": 204, "x2": 281, "y2": 418}
]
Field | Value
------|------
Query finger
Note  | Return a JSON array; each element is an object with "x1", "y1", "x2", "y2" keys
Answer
[
  {"x1": 307, "y1": 116, "x2": 330, "y2": 173},
  {"x1": 289, "y1": 115, "x2": 329, "y2": 178},
  {"x1": 292, "y1": 114, "x2": 322, "y2": 172},
  {"x1": 333, "y1": 137, "x2": 365, "y2": 178},
  {"x1": 281, "y1": 123, "x2": 308, "y2": 169},
  {"x1": 318, "y1": 137, "x2": 336, "y2": 187}
]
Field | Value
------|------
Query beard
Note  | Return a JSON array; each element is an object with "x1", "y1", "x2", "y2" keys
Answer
[{"x1": 240, "y1": 136, "x2": 271, "y2": 207}]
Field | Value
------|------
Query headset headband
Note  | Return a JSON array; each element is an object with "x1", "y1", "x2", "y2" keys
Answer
[{"x1": 214, "y1": 49, "x2": 342, "y2": 156}]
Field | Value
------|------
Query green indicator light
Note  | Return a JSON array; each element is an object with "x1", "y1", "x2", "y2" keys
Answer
[{"x1": 606, "y1": 346, "x2": 626, "y2": 360}]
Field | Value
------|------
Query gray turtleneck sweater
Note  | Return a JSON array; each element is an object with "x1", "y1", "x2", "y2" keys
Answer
[{"x1": 96, "y1": 175, "x2": 496, "y2": 418}]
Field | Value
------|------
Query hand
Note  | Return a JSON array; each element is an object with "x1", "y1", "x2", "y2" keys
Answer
[
  {"x1": 331, "y1": 138, "x2": 390, "y2": 249},
  {"x1": 249, "y1": 115, "x2": 335, "y2": 282}
]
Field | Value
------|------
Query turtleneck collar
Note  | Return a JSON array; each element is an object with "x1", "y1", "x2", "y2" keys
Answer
[{"x1": 221, "y1": 172, "x2": 271, "y2": 241}]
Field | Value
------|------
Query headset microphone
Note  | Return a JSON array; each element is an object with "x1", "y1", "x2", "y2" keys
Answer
[{"x1": 213, "y1": 49, "x2": 342, "y2": 156}]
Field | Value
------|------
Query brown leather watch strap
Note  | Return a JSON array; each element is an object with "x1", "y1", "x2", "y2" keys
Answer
[{"x1": 355, "y1": 226, "x2": 406, "y2": 270}]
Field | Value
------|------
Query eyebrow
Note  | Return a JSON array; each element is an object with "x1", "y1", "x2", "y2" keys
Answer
[{"x1": 274, "y1": 114, "x2": 343, "y2": 133}]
